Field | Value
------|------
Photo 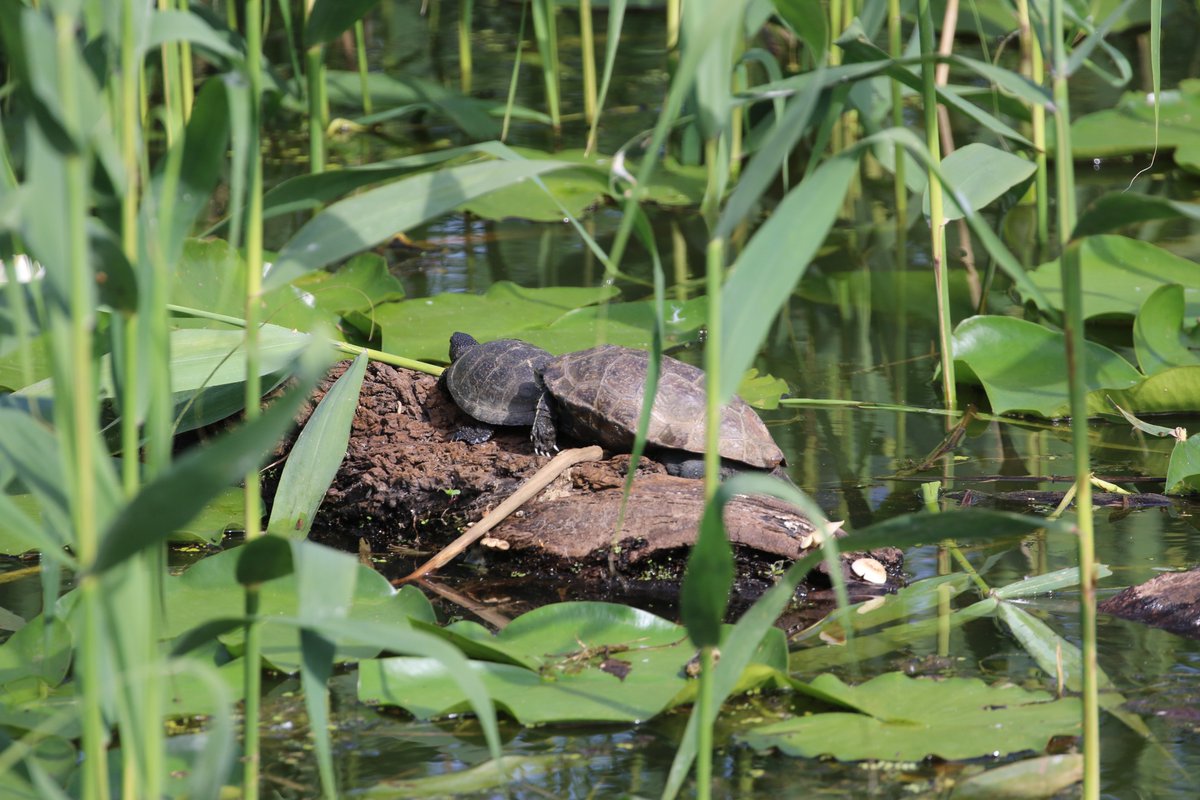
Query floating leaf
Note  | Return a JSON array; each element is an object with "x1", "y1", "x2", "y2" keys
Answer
[
  {"x1": 1073, "y1": 192, "x2": 1200, "y2": 239},
  {"x1": 1070, "y1": 78, "x2": 1200, "y2": 173},
  {"x1": 360, "y1": 602, "x2": 786, "y2": 725},
  {"x1": 1105, "y1": 366, "x2": 1200, "y2": 415},
  {"x1": 1133, "y1": 285, "x2": 1200, "y2": 375},
  {"x1": 1020, "y1": 236, "x2": 1200, "y2": 320},
  {"x1": 162, "y1": 542, "x2": 433, "y2": 671},
  {"x1": 952, "y1": 315, "x2": 1142, "y2": 417},
  {"x1": 738, "y1": 672, "x2": 1082, "y2": 761},
  {"x1": 291, "y1": 253, "x2": 405, "y2": 317}
]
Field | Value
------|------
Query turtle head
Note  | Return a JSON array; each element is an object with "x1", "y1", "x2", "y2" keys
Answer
[{"x1": 448, "y1": 332, "x2": 479, "y2": 362}]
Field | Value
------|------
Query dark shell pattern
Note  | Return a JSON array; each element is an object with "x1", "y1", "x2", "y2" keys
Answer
[
  {"x1": 444, "y1": 339, "x2": 553, "y2": 426},
  {"x1": 541, "y1": 344, "x2": 785, "y2": 469}
]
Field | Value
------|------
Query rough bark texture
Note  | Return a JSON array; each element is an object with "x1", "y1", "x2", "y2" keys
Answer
[
  {"x1": 1099, "y1": 568, "x2": 1200, "y2": 639},
  {"x1": 283, "y1": 361, "x2": 903, "y2": 597}
]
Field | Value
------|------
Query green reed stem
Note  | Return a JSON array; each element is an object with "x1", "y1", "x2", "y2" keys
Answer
[
  {"x1": 917, "y1": 0, "x2": 955, "y2": 411},
  {"x1": 119, "y1": 0, "x2": 141, "y2": 496},
  {"x1": 1050, "y1": 2, "x2": 1098, "y2": 796},
  {"x1": 157, "y1": 0, "x2": 183, "y2": 145},
  {"x1": 696, "y1": 237, "x2": 725, "y2": 800},
  {"x1": 177, "y1": 0, "x2": 194, "y2": 118},
  {"x1": 458, "y1": 0, "x2": 474, "y2": 95},
  {"x1": 354, "y1": 19, "x2": 372, "y2": 115},
  {"x1": 887, "y1": 0, "x2": 907, "y2": 232},
  {"x1": 531, "y1": 0, "x2": 561, "y2": 131},
  {"x1": 305, "y1": 41, "x2": 326, "y2": 174},
  {"x1": 54, "y1": 9, "x2": 108, "y2": 798},
  {"x1": 579, "y1": 0, "x2": 597, "y2": 125},
  {"x1": 243, "y1": 1, "x2": 266, "y2": 797},
  {"x1": 1016, "y1": 0, "x2": 1048, "y2": 250}
]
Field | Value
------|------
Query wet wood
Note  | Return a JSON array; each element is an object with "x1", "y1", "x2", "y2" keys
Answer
[
  {"x1": 282, "y1": 361, "x2": 903, "y2": 593},
  {"x1": 1099, "y1": 568, "x2": 1200, "y2": 639}
]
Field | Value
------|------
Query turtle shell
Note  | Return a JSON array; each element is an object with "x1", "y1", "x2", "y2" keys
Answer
[
  {"x1": 444, "y1": 338, "x2": 553, "y2": 426},
  {"x1": 541, "y1": 344, "x2": 785, "y2": 469}
]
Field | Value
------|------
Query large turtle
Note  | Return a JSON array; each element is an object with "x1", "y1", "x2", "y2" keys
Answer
[
  {"x1": 532, "y1": 344, "x2": 785, "y2": 473},
  {"x1": 441, "y1": 332, "x2": 553, "y2": 445}
]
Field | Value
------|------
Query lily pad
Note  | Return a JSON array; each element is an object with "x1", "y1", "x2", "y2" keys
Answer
[
  {"x1": 1105, "y1": 366, "x2": 1200, "y2": 415},
  {"x1": 738, "y1": 672, "x2": 1082, "y2": 761},
  {"x1": 291, "y1": 253, "x2": 405, "y2": 317},
  {"x1": 1134, "y1": 285, "x2": 1200, "y2": 375},
  {"x1": 1020, "y1": 235, "x2": 1200, "y2": 321},
  {"x1": 1070, "y1": 78, "x2": 1200, "y2": 174},
  {"x1": 359, "y1": 602, "x2": 786, "y2": 725},
  {"x1": 951, "y1": 315, "x2": 1142, "y2": 417},
  {"x1": 356, "y1": 281, "x2": 706, "y2": 361},
  {"x1": 163, "y1": 543, "x2": 434, "y2": 672}
]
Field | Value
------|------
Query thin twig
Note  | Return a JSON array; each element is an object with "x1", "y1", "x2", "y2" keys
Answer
[{"x1": 395, "y1": 446, "x2": 604, "y2": 584}]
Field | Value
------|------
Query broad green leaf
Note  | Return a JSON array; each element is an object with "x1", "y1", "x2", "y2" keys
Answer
[
  {"x1": 663, "y1": 497, "x2": 1062, "y2": 798},
  {"x1": 680, "y1": 484, "x2": 735, "y2": 648},
  {"x1": 1165, "y1": 436, "x2": 1200, "y2": 494},
  {"x1": 1105, "y1": 366, "x2": 1200, "y2": 415},
  {"x1": 146, "y1": 9, "x2": 243, "y2": 62},
  {"x1": 1021, "y1": 236, "x2": 1200, "y2": 320},
  {"x1": 738, "y1": 672, "x2": 1082, "y2": 761},
  {"x1": 172, "y1": 486, "x2": 249, "y2": 545},
  {"x1": 1070, "y1": 79, "x2": 1200, "y2": 174},
  {"x1": 0, "y1": 615, "x2": 71, "y2": 692},
  {"x1": 951, "y1": 315, "x2": 1142, "y2": 417},
  {"x1": 735, "y1": 369, "x2": 788, "y2": 409},
  {"x1": 163, "y1": 542, "x2": 427, "y2": 671},
  {"x1": 92, "y1": 343, "x2": 332, "y2": 573},
  {"x1": 268, "y1": 353, "x2": 366, "y2": 538},
  {"x1": 772, "y1": 0, "x2": 827, "y2": 62},
  {"x1": 1073, "y1": 193, "x2": 1200, "y2": 239},
  {"x1": 172, "y1": 238, "x2": 333, "y2": 333},
  {"x1": 293, "y1": 539, "x2": 358, "y2": 797},
  {"x1": 352, "y1": 281, "x2": 621, "y2": 361},
  {"x1": 267, "y1": 158, "x2": 573, "y2": 290},
  {"x1": 719, "y1": 155, "x2": 858, "y2": 403},
  {"x1": 0, "y1": 409, "x2": 72, "y2": 551},
  {"x1": 1134, "y1": 285, "x2": 1199, "y2": 375},
  {"x1": 922, "y1": 143, "x2": 1035, "y2": 222},
  {"x1": 992, "y1": 565, "x2": 1112, "y2": 599},
  {"x1": 790, "y1": 601, "x2": 996, "y2": 673},
  {"x1": 360, "y1": 602, "x2": 786, "y2": 725},
  {"x1": 291, "y1": 253, "x2": 405, "y2": 316},
  {"x1": 304, "y1": 0, "x2": 380, "y2": 46}
]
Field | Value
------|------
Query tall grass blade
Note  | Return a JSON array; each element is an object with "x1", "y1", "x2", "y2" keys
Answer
[
  {"x1": 267, "y1": 352, "x2": 366, "y2": 538},
  {"x1": 1050, "y1": 2, "x2": 1098, "y2": 795},
  {"x1": 529, "y1": 0, "x2": 561, "y2": 130},
  {"x1": 584, "y1": 0, "x2": 624, "y2": 154}
]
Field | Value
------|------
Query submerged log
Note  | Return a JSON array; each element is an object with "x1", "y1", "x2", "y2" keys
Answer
[
  {"x1": 287, "y1": 361, "x2": 902, "y2": 596},
  {"x1": 1099, "y1": 568, "x2": 1200, "y2": 639}
]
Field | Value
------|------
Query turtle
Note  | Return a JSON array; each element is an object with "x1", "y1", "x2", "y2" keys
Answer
[
  {"x1": 441, "y1": 332, "x2": 554, "y2": 445},
  {"x1": 531, "y1": 344, "x2": 785, "y2": 475}
]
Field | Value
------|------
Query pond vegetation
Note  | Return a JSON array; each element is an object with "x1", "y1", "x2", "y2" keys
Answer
[{"x1": 2, "y1": 0, "x2": 1200, "y2": 798}]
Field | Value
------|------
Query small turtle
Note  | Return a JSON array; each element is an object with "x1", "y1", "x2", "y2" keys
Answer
[
  {"x1": 441, "y1": 332, "x2": 553, "y2": 446},
  {"x1": 532, "y1": 344, "x2": 785, "y2": 474}
]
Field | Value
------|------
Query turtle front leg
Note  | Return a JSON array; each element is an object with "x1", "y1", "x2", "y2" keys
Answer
[{"x1": 531, "y1": 392, "x2": 559, "y2": 456}]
